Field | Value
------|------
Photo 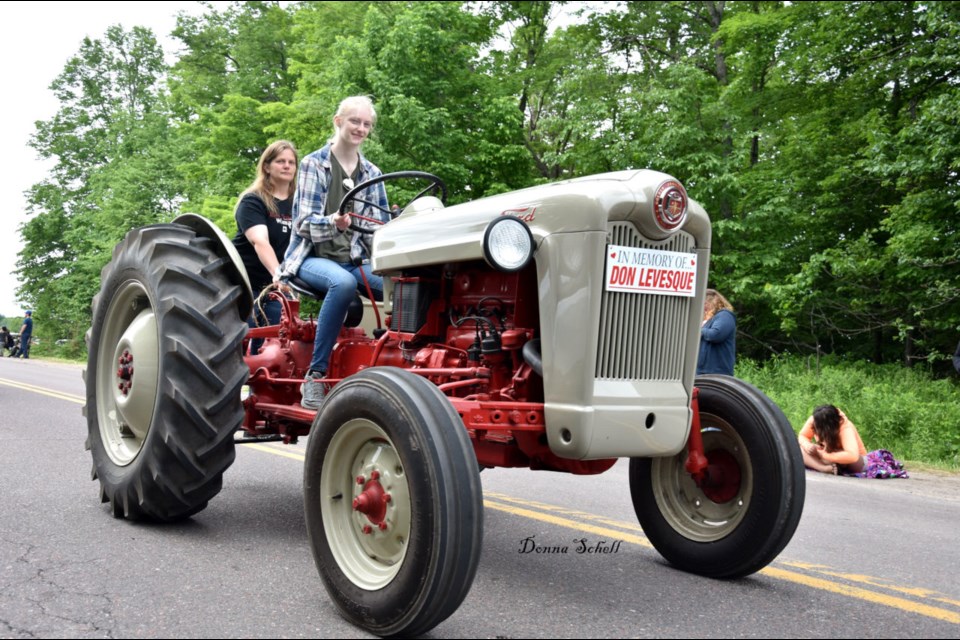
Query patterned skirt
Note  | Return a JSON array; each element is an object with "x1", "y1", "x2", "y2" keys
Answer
[{"x1": 841, "y1": 449, "x2": 909, "y2": 479}]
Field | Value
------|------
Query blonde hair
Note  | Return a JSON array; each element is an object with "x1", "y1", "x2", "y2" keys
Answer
[
  {"x1": 237, "y1": 140, "x2": 298, "y2": 216},
  {"x1": 332, "y1": 95, "x2": 378, "y2": 137},
  {"x1": 703, "y1": 288, "x2": 734, "y2": 320}
]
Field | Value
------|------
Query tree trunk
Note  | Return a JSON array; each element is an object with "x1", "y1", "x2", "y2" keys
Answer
[{"x1": 904, "y1": 329, "x2": 916, "y2": 368}]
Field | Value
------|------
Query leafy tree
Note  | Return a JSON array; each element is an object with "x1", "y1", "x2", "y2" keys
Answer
[
  {"x1": 14, "y1": 1, "x2": 960, "y2": 373},
  {"x1": 732, "y1": 1, "x2": 960, "y2": 366},
  {"x1": 272, "y1": 1, "x2": 532, "y2": 201},
  {"x1": 258, "y1": 1, "x2": 376, "y2": 158},
  {"x1": 168, "y1": 0, "x2": 297, "y2": 212},
  {"x1": 19, "y1": 25, "x2": 173, "y2": 337},
  {"x1": 368, "y1": 2, "x2": 531, "y2": 198}
]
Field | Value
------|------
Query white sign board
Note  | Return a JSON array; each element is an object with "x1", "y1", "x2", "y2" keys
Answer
[{"x1": 604, "y1": 245, "x2": 697, "y2": 296}]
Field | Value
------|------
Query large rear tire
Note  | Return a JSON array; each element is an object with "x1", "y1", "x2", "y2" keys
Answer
[
  {"x1": 303, "y1": 367, "x2": 483, "y2": 637},
  {"x1": 85, "y1": 224, "x2": 249, "y2": 521},
  {"x1": 630, "y1": 375, "x2": 805, "y2": 578}
]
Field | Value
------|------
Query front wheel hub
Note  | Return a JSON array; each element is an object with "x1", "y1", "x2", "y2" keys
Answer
[
  {"x1": 700, "y1": 449, "x2": 742, "y2": 504},
  {"x1": 353, "y1": 473, "x2": 389, "y2": 525}
]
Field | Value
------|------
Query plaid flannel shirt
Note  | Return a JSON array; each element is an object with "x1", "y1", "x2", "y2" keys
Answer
[{"x1": 280, "y1": 144, "x2": 389, "y2": 278}]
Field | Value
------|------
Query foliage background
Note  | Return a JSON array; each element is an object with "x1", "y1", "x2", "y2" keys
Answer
[
  {"x1": 737, "y1": 356, "x2": 960, "y2": 468},
  {"x1": 16, "y1": 1, "x2": 960, "y2": 463}
]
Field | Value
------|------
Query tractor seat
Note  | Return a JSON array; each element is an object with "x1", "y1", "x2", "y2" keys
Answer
[{"x1": 285, "y1": 276, "x2": 364, "y2": 328}]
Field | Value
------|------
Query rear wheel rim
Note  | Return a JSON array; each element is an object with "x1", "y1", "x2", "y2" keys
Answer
[{"x1": 95, "y1": 280, "x2": 160, "y2": 466}]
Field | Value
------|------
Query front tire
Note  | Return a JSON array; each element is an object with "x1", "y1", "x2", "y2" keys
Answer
[
  {"x1": 304, "y1": 367, "x2": 483, "y2": 637},
  {"x1": 630, "y1": 375, "x2": 805, "y2": 578},
  {"x1": 85, "y1": 224, "x2": 249, "y2": 521}
]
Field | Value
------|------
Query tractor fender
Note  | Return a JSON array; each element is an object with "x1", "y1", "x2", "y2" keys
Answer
[{"x1": 172, "y1": 213, "x2": 253, "y2": 319}]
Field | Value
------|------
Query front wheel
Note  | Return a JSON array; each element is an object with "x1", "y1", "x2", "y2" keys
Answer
[
  {"x1": 304, "y1": 367, "x2": 483, "y2": 637},
  {"x1": 630, "y1": 375, "x2": 805, "y2": 578}
]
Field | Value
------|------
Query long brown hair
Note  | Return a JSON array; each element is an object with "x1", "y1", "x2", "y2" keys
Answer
[
  {"x1": 703, "y1": 288, "x2": 734, "y2": 322},
  {"x1": 236, "y1": 140, "x2": 298, "y2": 216},
  {"x1": 812, "y1": 404, "x2": 843, "y2": 452}
]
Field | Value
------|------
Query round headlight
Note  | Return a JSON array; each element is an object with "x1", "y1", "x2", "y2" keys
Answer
[{"x1": 483, "y1": 216, "x2": 535, "y2": 272}]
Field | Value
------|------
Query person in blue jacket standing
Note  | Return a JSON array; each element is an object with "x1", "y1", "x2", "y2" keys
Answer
[
  {"x1": 697, "y1": 289, "x2": 736, "y2": 376},
  {"x1": 17, "y1": 310, "x2": 33, "y2": 359}
]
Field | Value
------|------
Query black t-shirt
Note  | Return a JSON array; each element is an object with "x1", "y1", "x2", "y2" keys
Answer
[{"x1": 232, "y1": 193, "x2": 293, "y2": 291}]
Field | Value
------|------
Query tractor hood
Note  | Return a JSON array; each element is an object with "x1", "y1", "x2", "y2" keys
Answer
[{"x1": 371, "y1": 170, "x2": 710, "y2": 273}]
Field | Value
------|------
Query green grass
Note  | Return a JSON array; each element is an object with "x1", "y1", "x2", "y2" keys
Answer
[
  {"x1": 29, "y1": 339, "x2": 86, "y2": 361},
  {"x1": 737, "y1": 355, "x2": 960, "y2": 472}
]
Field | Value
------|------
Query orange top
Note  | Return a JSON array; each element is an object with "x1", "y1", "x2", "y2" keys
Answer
[{"x1": 798, "y1": 412, "x2": 867, "y2": 466}]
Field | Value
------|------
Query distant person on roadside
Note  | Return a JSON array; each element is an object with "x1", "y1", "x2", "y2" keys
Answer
[
  {"x1": 697, "y1": 288, "x2": 736, "y2": 376},
  {"x1": 953, "y1": 339, "x2": 960, "y2": 374},
  {"x1": 17, "y1": 311, "x2": 33, "y2": 359},
  {"x1": 798, "y1": 404, "x2": 908, "y2": 478},
  {"x1": 0, "y1": 326, "x2": 13, "y2": 356},
  {"x1": 231, "y1": 140, "x2": 298, "y2": 354}
]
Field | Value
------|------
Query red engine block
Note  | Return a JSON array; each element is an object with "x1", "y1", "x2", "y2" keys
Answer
[{"x1": 240, "y1": 263, "x2": 616, "y2": 475}]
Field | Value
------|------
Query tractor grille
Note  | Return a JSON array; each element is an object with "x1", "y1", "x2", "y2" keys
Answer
[{"x1": 595, "y1": 223, "x2": 695, "y2": 381}]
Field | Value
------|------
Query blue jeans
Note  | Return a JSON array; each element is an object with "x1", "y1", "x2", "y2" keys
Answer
[{"x1": 296, "y1": 258, "x2": 383, "y2": 374}]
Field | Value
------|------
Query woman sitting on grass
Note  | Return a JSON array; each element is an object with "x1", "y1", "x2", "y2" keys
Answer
[{"x1": 798, "y1": 404, "x2": 908, "y2": 478}]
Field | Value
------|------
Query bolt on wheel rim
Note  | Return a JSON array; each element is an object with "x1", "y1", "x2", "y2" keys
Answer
[{"x1": 320, "y1": 418, "x2": 412, "y2": 590}]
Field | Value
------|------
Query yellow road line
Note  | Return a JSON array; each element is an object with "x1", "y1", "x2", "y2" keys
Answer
[
  {"x1": 9, "y1": 377, "x2": 949, "y2": 625},
  {"x1": 762, "y1": 567, "x2": 960, "y2": 624},
  {"x1": 7, "y1": 366, "x2": 951, "y2": 626},
  {"x1": 482, "y1": 497, "x2": 959, "y2": 623},
  {"x1": 241, "y1": 442, "x2": 308, "y2": 461},
  {"x1": 0, "y1": 377, "x2": 84, "y2": 404},
  {"x1": 486, "y1": 491, "x2": 645, "y2": 534},
  {"x1": 484, "y1": 498, "x2": 653, "y2": 549},
  {"x1": 483, "y1": 498, "x2": 959, "y2": 623},
  {"x1": 244, "y1": 442, "x2": 959, "y2": 623},
  {"x1": 783, "y1": 561, "x2": 960, "y2": 603}
]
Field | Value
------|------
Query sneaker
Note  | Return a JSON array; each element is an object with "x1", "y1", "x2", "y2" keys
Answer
[{"x1": 301, "y1": 370, "x2": 327, "y2": 410}]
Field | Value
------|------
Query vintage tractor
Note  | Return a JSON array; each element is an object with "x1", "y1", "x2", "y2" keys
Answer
[{"x1": 85, "y1": 169, "x2": 805, "y2": 637}]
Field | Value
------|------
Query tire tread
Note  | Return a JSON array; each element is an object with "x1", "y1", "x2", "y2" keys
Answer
[{"x1": 86, "y1": 224, "x2": 248, "y2": 522}]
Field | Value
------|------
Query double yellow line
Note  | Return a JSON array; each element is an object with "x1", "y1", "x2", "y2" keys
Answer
[
  {"x1": 7, "y1": 376, "x2": 957, "y2": 625},
  {"x1": 249, "y1": 441, "x2": 960, "y2": 625},
  {"x1": 481, "y1": 491, "x2": 960, "y2": 624},
  {"x1": 0, "y1": 377, "x2": 85, "y2": 404}
]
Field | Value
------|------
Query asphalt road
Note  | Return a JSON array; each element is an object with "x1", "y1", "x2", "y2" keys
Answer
[{"x1": 1, "y1": 357, "x2": 958, "y2": 638}]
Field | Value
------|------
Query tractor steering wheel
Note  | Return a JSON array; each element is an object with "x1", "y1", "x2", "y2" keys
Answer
[{"x1": 338, "y1": 171, "x2": 447, "y2": 234}]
